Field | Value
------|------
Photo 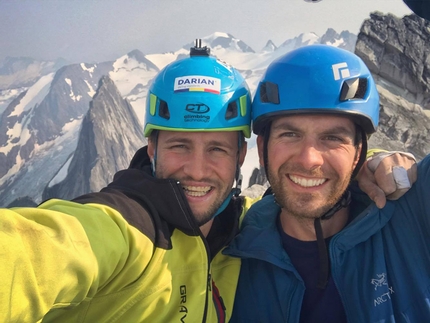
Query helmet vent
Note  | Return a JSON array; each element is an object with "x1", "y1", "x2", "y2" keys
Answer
[
  {"x1": 225, "y1": 101, "x2": 238, "y2": 120},
  {"x1": 340, "y1": 78, "x2": 368, "y2": 101},
  {"x1": 260, "y1": 81, "x2": 280, "y2": 104},
  {"x1": 158, "y1": 100, "x2": 170, "y2": 120}
]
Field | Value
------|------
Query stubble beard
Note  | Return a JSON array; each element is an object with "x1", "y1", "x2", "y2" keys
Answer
[
  {"x1": 193, "y1": 193, "x2": 229, "y2": 226},
  {"x1": 268, "y1": 163, "x2": 352, "y2": 221},
  {"x1": 156, "y1": 164, "x2": 233, "y2": 226},
  {"x1": 187, "y1": 181, "x2": 233, "y2": 227}
]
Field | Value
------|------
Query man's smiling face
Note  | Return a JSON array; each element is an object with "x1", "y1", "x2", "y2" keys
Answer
[{"x1": 149, "y1": 130, "x2": 246, "y2": 226}]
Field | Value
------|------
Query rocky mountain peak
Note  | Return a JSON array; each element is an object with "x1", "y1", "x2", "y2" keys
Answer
[
  {"x1": 262, "y1": 40, "x2": 277, "y2": 52},
  {"x1": 0, "y1": 56, "x2": 67, "y2": 90},
  {"x1": 43, "y1": 75, "x2": 146, "y2": 200},
  {"x1": 357, "y1": 12, "x2": 430, "y2": 104},
  {"x1": 125, "y1": 49, "x2": 159, "y2": 71},
  {"x1": 356, "y1": 12, "x2": 430, "y2": 159}
]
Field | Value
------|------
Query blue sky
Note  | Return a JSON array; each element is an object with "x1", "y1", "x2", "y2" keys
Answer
[{"x1": 0, "y1": 0, "x2": 412, "y2": 64}]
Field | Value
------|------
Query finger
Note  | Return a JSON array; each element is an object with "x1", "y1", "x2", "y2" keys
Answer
[
  {"x1": 360, "y1": 181, "x2": 387, "y2": 208},
  {"x1": 372, "y1": 161, "x2": 397, "y2": 196},
  {"x1": 387, "y1": 188, "x2": 409, "y2": 200},
  {"x1": 357, "y1": 162, "x2": 387, "y2": 208},
  {"x1": 409, "y1": 163, "x2": 418, "y2": 184},
  {"x1": 364, "y1": 185, "x2": 387, "y2": 208}
]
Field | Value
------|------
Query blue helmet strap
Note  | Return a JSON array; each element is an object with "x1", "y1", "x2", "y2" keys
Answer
[
  {"x1": 151, "y1": 131, "x2": 159, "y2": 177},
  {"x1": 234, "y1": 134, "x2": 243, "y2": 196},
  {"x1": 212, "y1": 133, "x2": 243, "y2": 218},
  {"x1": 212, "y1": 190, "x2": 236, "y2": 218},
  {"x1": 351, "y1": 129, "x2": 368, "y2": 180},
  {"x1": 262, "y1": 123, "x2": 272, "y2": 181}
]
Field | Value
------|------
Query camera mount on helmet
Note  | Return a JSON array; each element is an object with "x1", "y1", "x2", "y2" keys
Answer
[{"x1": 190, "y1": 39, "x2": 210, "y2": 57}]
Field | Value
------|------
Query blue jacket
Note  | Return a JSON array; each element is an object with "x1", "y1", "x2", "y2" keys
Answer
[{"x1": 225, "y1": 154, "x2": 430, "y2": 323}]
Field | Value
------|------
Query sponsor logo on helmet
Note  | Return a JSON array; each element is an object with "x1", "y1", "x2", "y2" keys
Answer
[
  {"x1": 174, "y1": 75, "x2": 221, "y2": 94},
  {"x1": 332, "y1": 62, "x2": 350, "y2": 81},
  {"x1": 184, "y1": 103, "x2": 211, "y2": 123},
  {"x1": 184, "y1": 114, "x2": 210, "y2": 123},
  {"x1": 186, "y1": 103, "x2": 210, "y2": 114}
]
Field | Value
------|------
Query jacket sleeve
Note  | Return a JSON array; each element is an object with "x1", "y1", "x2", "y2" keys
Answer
[{"x1": 0, "y1": 198, "x2": 153, "y2": 322}]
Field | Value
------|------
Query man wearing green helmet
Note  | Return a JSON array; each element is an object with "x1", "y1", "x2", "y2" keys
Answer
[
  {"x1": 226, "y1": 44, "x2": 430, "y2": 322},
  {"x1": 0, "y1": 42, "x2": 417, "y2": 322}
]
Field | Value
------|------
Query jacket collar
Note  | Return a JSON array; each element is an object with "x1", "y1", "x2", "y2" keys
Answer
[
  {"x1": 224, "y1": 195, "x2": 295, "y2": 270},
  {"x1": 226, "y1": 186, "x2": 393, "y2": 265}
]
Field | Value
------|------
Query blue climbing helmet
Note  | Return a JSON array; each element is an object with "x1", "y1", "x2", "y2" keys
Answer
[
  {"x1": 144, "y1": 40, "x2": 252, "y2": 138},
  {"x1": 252, "y1": 44, "x2": 379, "y2": 136}
]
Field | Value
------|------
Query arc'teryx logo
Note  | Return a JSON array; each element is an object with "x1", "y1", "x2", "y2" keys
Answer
[
  {"x1": 371, "y1": 273, "x2": 387, "y2": 290},
  {"x1": 332, "y1": 62, "x2": 350, "y2": 81},
  {"x1": 371, "y1": 272, "x2": 395, "y2": 307},
  {"x1": 186, "y1": 103, "x2": 210, "y2": 114}
]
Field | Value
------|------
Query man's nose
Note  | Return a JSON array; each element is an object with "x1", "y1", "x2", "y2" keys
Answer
[
  {"x1": 296, "y1": 139, "x2": 324, "y2": 171},
  {"x1": 183, "y1": 150, "x2": 210, "y2": 180}
]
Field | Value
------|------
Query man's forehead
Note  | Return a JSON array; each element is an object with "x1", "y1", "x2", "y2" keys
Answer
[
  {"x1": 272, "y1": 114, "x2": 356, "y2": 130},
  {"x1": 158, "y1": 130, "x2": 238, "y2": 143}
]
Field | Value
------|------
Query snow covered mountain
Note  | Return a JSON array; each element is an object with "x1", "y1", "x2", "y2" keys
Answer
[
  {"x1": 42, "y1": 75, "x2": 146, "y2": 201},
  {"x1": 0, "y1": 21, "x2": 429, "y2": 207},
  {"x1": 0, "y1": 56, "x2": 67, "y2": 90},
  {"x1": 0, "y1": 57, "x2": 67, "y2": 115}
]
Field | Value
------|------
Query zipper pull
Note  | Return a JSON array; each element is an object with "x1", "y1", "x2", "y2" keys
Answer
[{"x1": 208, "y1": 273, "x2": 212, "y2": 291}]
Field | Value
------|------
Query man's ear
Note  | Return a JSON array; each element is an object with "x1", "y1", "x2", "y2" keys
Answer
[
  {"x1": 257, "y1": 135, "x2": 265, "y2": 167},
  {"x1": 238, "y1": 141, "x2": 248, "y2": 166},
  {"x1": 147, "y1": 139, "x2": 155, "y2": 160},
  {"x1": 353, "y1": 143, "x2": 363, "y2": 168}
]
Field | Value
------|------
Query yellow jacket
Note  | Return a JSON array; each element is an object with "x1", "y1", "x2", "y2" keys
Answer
[{"x1": 1, "y1": 147, "x2": 255, "y2": 322}]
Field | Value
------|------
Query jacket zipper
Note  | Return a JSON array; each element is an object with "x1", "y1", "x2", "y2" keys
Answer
[
  {"x1": 171, "y1": 180, "x2": 229, "y2": 322},
  {"x1": 201, "y1": 229, "x2": 212, "y2": 323}
]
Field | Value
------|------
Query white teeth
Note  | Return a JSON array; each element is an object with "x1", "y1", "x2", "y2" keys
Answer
[
  {"x1": 289, "y1": 175, "x2": 326, "y2": 187},
  {"x1": 183, "y1": 186, "x2": 211, "y2": 197}
]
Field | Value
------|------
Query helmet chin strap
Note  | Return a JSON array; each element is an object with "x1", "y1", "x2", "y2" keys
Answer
[
  {"x1": 314, "y1": 190, "x2": 351, "y2": 289},
  {"x1": 150, "y1": 131, "x2": 159, "y2": 177},
  {"x1": 211, "y1": 133, "x2": 243, "y2": 218},
  {"x1": 211, "y1": 166, "x2": 242, "y2": 218},
  {"x1": 314, "y1": 130, "x2": 367, "y2": 289}
]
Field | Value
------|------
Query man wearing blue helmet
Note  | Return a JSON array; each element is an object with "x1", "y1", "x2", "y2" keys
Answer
[
  {"x1": 0, "y1": 42, "x2": 418, "y2": 322},
  {"x1": 226, "y1": 44, "x2": 430, "y2": 322},
  {"x1": 142, "y1": 42, "x2": 252, "y2": 233}
]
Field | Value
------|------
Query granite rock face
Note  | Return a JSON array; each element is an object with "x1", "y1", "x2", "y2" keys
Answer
[
  {"x1": 356, "y1": 12, "x2": 430, "y2": 159},
  {"x1": 0, "y1": 62, "x2": 114, "y2": 206},
  {"x1": 42, "y1": 76, "x2": 146, "y2": 200}
]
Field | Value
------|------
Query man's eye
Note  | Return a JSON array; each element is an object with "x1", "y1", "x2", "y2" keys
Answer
[
  {"x1": 324, "y1": 135, "x2": 345, "y2": 142},
  {"x1": 279, "y1": 132, "x2": 296, "y2": 137},
  {"x1": 170, "y1": 144, "x2": 186, "y2": 149},
  {"x1": 327, "y1": 136, "x2": 340, "y2": 140},
  {"x1": 211, "y1": 147, "x2": 226, "y2": 152}
]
